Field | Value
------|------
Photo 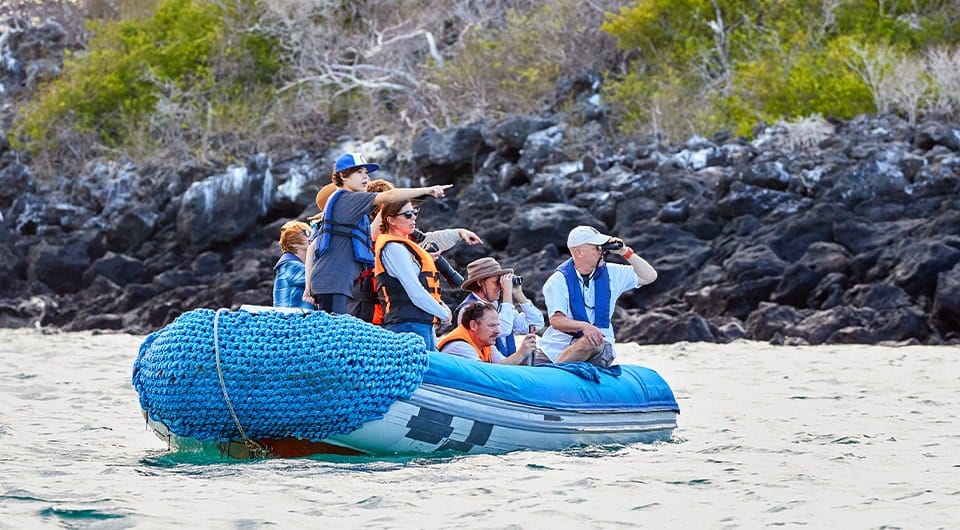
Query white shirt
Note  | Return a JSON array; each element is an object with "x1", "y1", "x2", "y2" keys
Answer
[{"x1": 539, "y1": 263, "x2": 640, "y2": 361}]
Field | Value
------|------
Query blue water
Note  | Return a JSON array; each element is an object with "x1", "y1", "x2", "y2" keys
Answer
[{"x1": 0, "y1": 329, "x2": 957, "y2": 528}]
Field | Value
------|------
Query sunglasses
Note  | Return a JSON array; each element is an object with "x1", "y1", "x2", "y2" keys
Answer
[{"x1": 395, "y1": 208, "x2": 420, "y2": 219}]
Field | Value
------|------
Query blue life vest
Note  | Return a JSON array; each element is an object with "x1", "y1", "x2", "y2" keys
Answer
[
  {"x1": 456, "y1": 293, "x2": 517, "y2": 356},
  {"x1": 311, "y1": 189, "x2": 374, "y2": 267},
  {"x1": 557, "y1": 258, "x2": 611, "y2": 335}
]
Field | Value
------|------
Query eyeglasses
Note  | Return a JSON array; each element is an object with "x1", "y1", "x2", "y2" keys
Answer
[{"x1": 395, "y1": 208, "x2": 420, "y2": 219}]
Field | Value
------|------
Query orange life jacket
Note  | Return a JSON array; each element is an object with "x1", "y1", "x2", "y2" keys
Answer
[
  {"x1": 437, "y1": 325, "x2": 493, "y2": 363},
  {"x1": 373, "y1": 234, "x2": 443, "y2": 325}
]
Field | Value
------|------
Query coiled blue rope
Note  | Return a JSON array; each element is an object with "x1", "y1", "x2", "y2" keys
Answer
[{"x1": 132, "y1": 308, "x2": 429, "y2": 442}]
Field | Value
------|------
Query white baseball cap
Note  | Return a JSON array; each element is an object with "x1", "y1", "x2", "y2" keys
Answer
[{"x1": 567, "y1": 225, "x2": 612, "y2": 248}]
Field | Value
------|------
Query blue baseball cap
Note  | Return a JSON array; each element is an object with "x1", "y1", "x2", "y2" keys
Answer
[{"x1": 334, "y1": 152, "x2": 380, "y2": 173}]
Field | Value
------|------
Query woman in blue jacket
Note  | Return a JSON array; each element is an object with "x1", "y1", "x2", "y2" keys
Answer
[{"x1": 273, "y1": 221, "x2": 316, "y2": 310}]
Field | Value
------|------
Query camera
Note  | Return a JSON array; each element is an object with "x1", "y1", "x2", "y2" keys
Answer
[
  {"x1": 512, "y1": 275, "x2": 524, "y2": 287},
  {"x1": 599, "y1": 240, "x2": 624, "y2": 252},
  {"x1": 419, "y1": 240, "x2": 465, "y2": 289},
  {"x1": 410, "y1": 229, "x2": 427, "y2": 243}
]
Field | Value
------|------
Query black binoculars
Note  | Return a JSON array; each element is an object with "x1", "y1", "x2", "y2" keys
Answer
[
  {"x1": 599, "y1": 240, "x2": 624, "y2": 252},
  {"x1": 512, "y1": 275, "x2": 524, "y2": 287}
]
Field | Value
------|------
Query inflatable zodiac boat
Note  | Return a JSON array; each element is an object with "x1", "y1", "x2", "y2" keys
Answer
[{"x1": 132, "y1": 306, "x2": 679, "y2": 458}]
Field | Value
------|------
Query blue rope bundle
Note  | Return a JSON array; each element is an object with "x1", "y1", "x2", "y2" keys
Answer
[{"x1": 132, "y1": 308, "x2": 429, "y2": 442}]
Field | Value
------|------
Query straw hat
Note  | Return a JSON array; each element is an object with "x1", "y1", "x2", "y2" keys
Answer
[{"x1": 461, "y1": 257, "x2": 513, "y2": 291}]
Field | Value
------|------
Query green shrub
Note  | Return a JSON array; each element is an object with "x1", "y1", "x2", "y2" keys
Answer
[
  {"x1": 601, "y1": 0, "x2": 958, "y2": 140},
  {"x1": 424, "y1": 0, "x2": 619, "y2": 125},
  {"x1": 12, "y1": 0, "x2": 281, "y2": 166}
]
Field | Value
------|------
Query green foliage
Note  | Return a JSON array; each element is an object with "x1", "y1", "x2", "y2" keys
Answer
[
  {"x1": 425, "y1": 7, "x2": 565, "y2": 121},
  {"x1": 601, "y1": 0, "x2": 958, "y2": 140},
  {"x1": 424, "y1": 0, "x2": 614, "y2": 124},
  {"x1": 11, "y1": 0, "x2": 957, "y2": 170},
  {"x1": 733, "y1": 39, "x2": 875, "y2": 128},
  {"x1": 12, "y1": 0, "x2": 282, "y2": 163}
]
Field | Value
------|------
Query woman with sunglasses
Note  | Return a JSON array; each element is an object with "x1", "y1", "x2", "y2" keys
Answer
[
  {"x1": 349, "y1": 178, "x2": 483, "y2": 324},
  {"x1": 372, "y1": 200, "x2": 452, "y2": 350}
]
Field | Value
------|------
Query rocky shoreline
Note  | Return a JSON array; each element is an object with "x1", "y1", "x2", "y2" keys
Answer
[
  {"x1": 1, "y1": 112, "x2": 958, "y2": 345},
  {"x1": 2, "y1": 21, "x2": 959, "y2": 345}
]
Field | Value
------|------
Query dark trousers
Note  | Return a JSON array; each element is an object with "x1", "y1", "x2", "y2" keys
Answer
[{"x1": 313, "y1": 294, "x2": 349, "y2": 315}]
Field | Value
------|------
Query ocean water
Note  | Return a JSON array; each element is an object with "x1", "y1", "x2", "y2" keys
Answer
[{"x1": 0, "y1": 328, "x2": 957, "y2": 529}]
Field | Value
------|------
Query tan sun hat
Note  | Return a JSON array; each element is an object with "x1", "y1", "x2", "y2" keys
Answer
[{"x1": 461, "y1": 257, "x2": 513, "y2": 291}]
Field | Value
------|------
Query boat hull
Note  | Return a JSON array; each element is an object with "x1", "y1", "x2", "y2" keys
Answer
[
  {"x1": 135, "y1": 307, "x2": 680, "y2": 459},
  {"x1": 146, "y1": 383, "x2": 678, "y2": 458}
]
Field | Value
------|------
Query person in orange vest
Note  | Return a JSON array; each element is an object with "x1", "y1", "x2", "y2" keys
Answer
[
  {"x1": 438, "y1": 301, "x2": 538, "y2": 364},
  {"x1": 355, "y1": 179, "x2": 482, "y2": 324},
  {"x1": 373, "y1": 200, "x2": 452, "y2": 350}
]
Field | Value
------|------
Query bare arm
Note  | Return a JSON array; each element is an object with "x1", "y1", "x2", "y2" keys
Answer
[
  {"x1": 372, "y1": 184, "x2": 452, "y2": 206},
  {"x1": 548, "y1": 311, "x2": 605, "y2": 346},
  {"x1": 301, "y1": 239, "x2": 316, "y2": 303},
  {"x1": 618, "y1": 247, "x2": 657, "y2": 285}
]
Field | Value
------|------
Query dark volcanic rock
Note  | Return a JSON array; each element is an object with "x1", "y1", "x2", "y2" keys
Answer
[
  {"x1": 619, "y1": 310, "x2": 716, "y2": 344},
  {"x1": 412, "y1": 125, "x2": 489, "y2": 186},
  {"x1": 26, "y1": 236, "x2": 97, "y2": 294},
  {"x1": 2, "y1": 92, "x2": 959, "y2": 345},
  {"x1": 176, "y1": 164, "x2": 271, "y2": 249},
  {"x1": 931, "y1": 264, "x2": 960, "y2": 337}
]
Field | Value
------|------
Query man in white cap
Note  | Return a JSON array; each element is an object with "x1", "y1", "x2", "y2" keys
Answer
[
  {"x1": 306, "y1": 152, "x2": 452, "y2": 314},
  {"x1": 539, "y1": 225, "x2": 657, "y2": 366}
]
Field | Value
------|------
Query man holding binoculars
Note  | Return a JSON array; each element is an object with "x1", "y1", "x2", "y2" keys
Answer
[{"x1": 539, "y1": 225, "x2": 658, "y2": 367}]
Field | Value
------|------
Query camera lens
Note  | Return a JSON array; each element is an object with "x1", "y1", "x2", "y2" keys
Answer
[{"x1": 512, "y1": 275, "x2": 523, "y2": 286}]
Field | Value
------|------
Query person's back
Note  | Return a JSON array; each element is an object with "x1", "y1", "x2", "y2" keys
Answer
[{"x1": 273, "y1": 221, "x2": 315, "y2": 310}]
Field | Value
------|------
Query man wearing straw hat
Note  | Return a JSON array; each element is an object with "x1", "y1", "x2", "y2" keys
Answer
[
  {"x1": 455, "y1": 257, "x2": 546, "y2": 361},
  {"x1": 539, "y1": 225, "x2": 657, "y2": 367}
]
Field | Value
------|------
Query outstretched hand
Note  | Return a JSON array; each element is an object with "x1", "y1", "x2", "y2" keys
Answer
[
  {"x1": 429, "y1": 184, "x2": 453, "y2": 198},
  {"x1": 458, "y1": 229, "x2": 483, "y2": 245}
]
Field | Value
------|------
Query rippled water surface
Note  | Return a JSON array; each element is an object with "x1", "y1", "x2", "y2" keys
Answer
[{"x1": 0, "y1": 329, "x2": 957, "y2": 529}]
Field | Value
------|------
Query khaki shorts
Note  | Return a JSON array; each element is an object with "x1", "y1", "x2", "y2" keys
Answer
[{"x1": 587, "y1": 342, "x2": 615, "y2": 368}]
